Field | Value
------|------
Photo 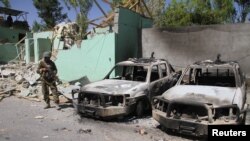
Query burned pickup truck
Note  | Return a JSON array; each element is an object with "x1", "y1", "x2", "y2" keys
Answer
[
  {"x1": 152, "y1": 59, "x2": 248, "y2": 136},
  {"x1": 72, "y1": 58, "x2": 180, "y2": 118}
]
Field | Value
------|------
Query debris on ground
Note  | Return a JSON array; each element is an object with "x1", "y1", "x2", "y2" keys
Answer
[
  {"x1": 53, "y1": 127, "x2": 72, "y2": 132},
  {"x1": 42, "y1": 135, "x2": 49, "y2": 139},
  {"x1": 134, "y1": 127, "x2": 148, "y2": 135},
  {"x1": 78, "y1": 128, "x2": 92, "y2": 134},
  {"x1": 0, "y1": 61, "x2": 77, "y2": 103},
  {"x1": 34, "y1": 115, "x2": 45, "y2": 119},
  {"x1": 60, "y1": 127, "x2": 72, "y2": 132}
]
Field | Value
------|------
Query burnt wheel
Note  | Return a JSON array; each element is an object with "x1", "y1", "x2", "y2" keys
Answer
[
  {"x1": 245, "y1": 108, "x2": 250, "y2": 125},
  {"x1": 135, "y1": 101, "x2": 144, "y2": 117}
]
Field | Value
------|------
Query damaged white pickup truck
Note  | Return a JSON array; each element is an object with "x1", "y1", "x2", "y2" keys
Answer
[
  {"x1": 72, "y1": 58, "x2": 180, "y2": 119},
  {"x1": 152, "y1": 59, "x2": 249, "y2": 136}
]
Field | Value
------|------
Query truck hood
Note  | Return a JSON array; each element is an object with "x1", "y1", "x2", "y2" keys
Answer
[
  {"x1": 162, "y1": 85, "x2": 237, "y2": 107},
  {"x1": 81, "y1": 79, "x2": 145, "y2": 95}
]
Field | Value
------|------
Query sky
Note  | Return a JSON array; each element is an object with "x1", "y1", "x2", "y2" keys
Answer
[
  {"x1": 7, "y1": 0, "x2": 171, "y2": 29},
  {"x1": 8, "y1": 0, "x2": 112, "y2": 28},
  {"x1": 8, "y1": 0, "x2": 245, "y2": 29}
]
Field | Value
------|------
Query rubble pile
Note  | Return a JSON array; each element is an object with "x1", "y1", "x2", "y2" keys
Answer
[{"x1": 0, "y1": 62, "x2": 79, "y2": 103}]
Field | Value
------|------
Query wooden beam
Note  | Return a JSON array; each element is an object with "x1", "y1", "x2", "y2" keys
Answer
[
  {"x1": 124, "y1": 0, "x2": 132, "y2": 7},
  {"x1": 129, "y1": 0, "x2": 139, "y2": 10},
  {"x1": 136, "y1": 0, "x2": 140, "y2": 13},
  {"x1": 100, "y1": 13, "x2": 115, "y2": 27},
  {"x1": 141, "y1": 0, "x2": 152, "y2": 18},
  {"x1": 139, "y1": 2, "x2": 145, "y2": 14},
  {"x1": 87, "y1": 16, "x2": 105, "y2": 23},
  {"x1": 93, "y1": 0, "x2": 108, "y2": 18},
  {"x1": 102, "y1": 0, "x2": 112, "y2": 6},
  {"x1": 89, "y1": 22, "x2": 104, "y2": 28},
  {"x1": 104, "y1": 13, "x2": 115, "y2": 22}
]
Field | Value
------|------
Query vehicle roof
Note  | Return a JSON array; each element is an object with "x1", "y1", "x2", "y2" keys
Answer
[
  {"x1": 116, "y1": 58, "x2": 167, "y2": 66},
  {"x1": 190, "y1": 60, "x2": 239, "y2": 68}
]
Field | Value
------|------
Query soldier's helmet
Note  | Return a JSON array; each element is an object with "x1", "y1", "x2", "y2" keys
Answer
[{"x1": 43, "y1": 51, "x2": 51, "y2": 58}]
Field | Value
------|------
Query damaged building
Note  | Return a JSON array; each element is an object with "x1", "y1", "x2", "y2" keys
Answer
[
  {"x1": 0, "y1": 1, "x2": 153, "y2": 103},
  {"x1": 0, "y1": 0, "x2": 250, "y2": 139}
]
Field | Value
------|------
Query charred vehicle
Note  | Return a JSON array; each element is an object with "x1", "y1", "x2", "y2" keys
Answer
[
  {"x1": 72, "y1": 58, "x2": 180, "y2": 118},
  {"x1": 152, "y1": 59, "x2": 248, "y2": 136}
]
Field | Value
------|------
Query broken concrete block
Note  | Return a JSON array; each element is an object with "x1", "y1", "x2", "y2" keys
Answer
[
  {"x1": 19, "y1": 88, "x2": 30, "y2": 97},
  {"x1": 22, "y1": 81, "x2": 30, "y2": 88},
  {"x1": 134, "y1": 128, "x2": 147, "y2": 135},
  {"x1": 23, "y1": 73, "x2": 40, "y2": 86},
  {"x1": 69, "y1": 76, "x2": 90, "y2": 86},
  {"x1": 74, "y1": 82, "x2": 81, "y2": 86},
  {"x1": 59, "y1": 95, "x2": 70, "y2": 103},
  {"x1": 34, "y1": 116, "x2": 45, "y2": 119},
  {"x1": 78, "y1": 129, "x2": 91, "y2": 134},
  {"x1": 58, "y1": 85, "x2": 80, "y2": 99},
  {"x1": 1, "y1": 69, "x2": 16, "y2": 76},
  {"x1": 15, "y1": 75, "x2": 24, "y2": 84}
]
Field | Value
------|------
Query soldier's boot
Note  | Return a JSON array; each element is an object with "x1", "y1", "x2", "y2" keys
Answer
[
  {"x1": 54, "y1": 100, "x2": 61, "y2": 110},
  {"x1": 44, "y1": 103, "x2": 51, "y2": 109}
]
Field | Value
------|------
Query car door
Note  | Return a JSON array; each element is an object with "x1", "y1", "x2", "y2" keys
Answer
[
  {"x1": 158, "y1": 63, "x2": 175, "y2": 93},
  {"x1": 149, "y1": 64, "x2": 164, "y2": 99}
]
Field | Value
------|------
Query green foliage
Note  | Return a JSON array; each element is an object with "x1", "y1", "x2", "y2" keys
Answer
[
  {"x1": 63, "y1": 0, "x2": 93, "y2": 38},
  {"x1": 159, "y1": 0, "x2": 235, "y2": 27},
  {"x1": 32, "y1": 20, "x2": 45, "y2": 32},
  {"x1": 0, "y1": 0, "x2": 10, "y2": 7},
  {"x1": 159, "y1": 0, "x2": 192, "y2": 27},
  {"x1": 76, "y1": 13, "x2": 88, "y2": 38},
  {"x1": 33, "y1": 0, "x2": 67, "y2": 30},
  {"x1": 145, "y1": 0, "x2": 165, "y2": 25}
]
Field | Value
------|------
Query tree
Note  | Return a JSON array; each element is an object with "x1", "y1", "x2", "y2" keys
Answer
[
  {"x1": 33, "y1": 0, "x2": 67, "y2": 30},
  {"x1": 63, "y1": 0, "x2": 93, "y2": 38},
  {"x1": 159, "y1": 0, "x2": 192, "y2": 27},
  {"x1": 0, "y1": 0, "x2": 10, "y2": 7},
  {"x1": 190, "y1": 0, "x2": 235, "y2": 24},
  {"x1": 235, "y1": 0, "x2": 250, "y2": 22},
  {"x1": 159, "y1": 0, "x2": 235, "y2": 27},
  {"x1": 32, "y1": 20, "x2": 46, "y2": 32},
  {"x1": 145, "y1": 0, "x2": 165, "y2": 25}
]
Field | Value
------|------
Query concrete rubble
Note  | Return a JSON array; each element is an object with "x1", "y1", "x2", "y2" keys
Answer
[
  {"x1": 77, "y1": 128, "x2": 92, "y2": 134},
  {"x1": 0, "y1": 61, "x2": 80, "y2": 103}
]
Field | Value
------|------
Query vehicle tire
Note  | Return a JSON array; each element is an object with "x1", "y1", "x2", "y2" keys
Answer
[
  {"x1": 245, "y1": 109, "x2": 250, "y2": 125},
  {"x1": 135, "y1": 101, "x2": 144, "y2": 117}
]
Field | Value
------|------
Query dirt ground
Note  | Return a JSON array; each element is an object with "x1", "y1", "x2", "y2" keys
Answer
[
  {"x1": 1, "y1": 87, "x2": 249, "y2": 141},
  {"x1": 0, "y1": 96, "x2": 201, "y2": 141}
]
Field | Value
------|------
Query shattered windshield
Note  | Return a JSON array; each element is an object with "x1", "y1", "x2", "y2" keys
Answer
[
  {"x1": 180, "y1": 66, "x2": 236, "y2": 87},
  {"x1": 106, "y1": 65, "x2": 148, "y2": 82}
]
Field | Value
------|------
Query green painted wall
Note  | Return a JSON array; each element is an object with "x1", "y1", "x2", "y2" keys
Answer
[
  {"x1": 55, "y1": 33, "x2": 115, "y2": 82},
  {"x1": 25, "y1": 38, "x2": 35, "y2": 63},
  {"x1": 0, "y1": 26, "x2": 27, "y2": 43},
  {"x1": 0, "y1": 26, "x2": 30, "y2": 63},
  {"x1": 23, "y1": 32, "x2": 52, "y2": 64},
  {"x1": 0, "y1": 43, "x2": 19, "y2": 63},
  {"x1": 53, "y1": 7, "x2": 152, "y2": 82},
  {"x1": 33, "y1": 31, "x2": 52, "y2": 39},
  {"x1": 115, "y1": 7, "x2": 153, "y2": 63},
  {"x1": 20, "y1": 7, "x2": 152, "y2": 82},
  {"x1": 37, "y1": 38, "x2": 51, "y2": 59}
]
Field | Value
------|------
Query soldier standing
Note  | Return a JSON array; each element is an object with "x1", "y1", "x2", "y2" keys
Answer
[{"x1": 37, "y1": 51, "x2": 60, "y2": 109}]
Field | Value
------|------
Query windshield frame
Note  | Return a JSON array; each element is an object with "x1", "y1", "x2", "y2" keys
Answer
[
  {"x1": 176, "y1": 65, "x2": 238, "y2": 87},
  {"x1": 104, "y1": 64, "x2": 150, "y2": 82}
]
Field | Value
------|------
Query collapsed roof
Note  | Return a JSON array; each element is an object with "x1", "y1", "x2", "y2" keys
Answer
[{"x1": 0, "y1": 7, "x2": 28, "y2": 16}]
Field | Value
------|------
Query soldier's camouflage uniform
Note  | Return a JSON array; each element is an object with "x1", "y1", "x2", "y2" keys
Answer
[{"x1": 37, "y1": 59, "x2": 59, "y2": 106}]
